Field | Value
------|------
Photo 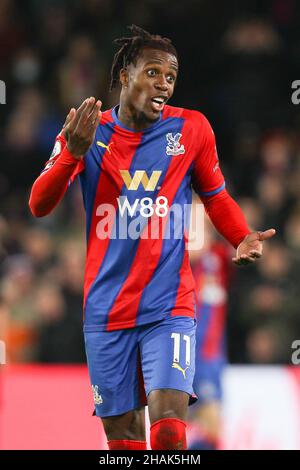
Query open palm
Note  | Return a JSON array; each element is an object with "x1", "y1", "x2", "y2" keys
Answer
[{"x1": 232, "y1": 229, "x2": 276, "y2": 265}]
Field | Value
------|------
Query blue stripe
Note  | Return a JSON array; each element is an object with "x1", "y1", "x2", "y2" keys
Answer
[
  {"x1": 84, "y1": 117, "x2": 184, "y2": 329},
  {"x1": 200, "y1": 182, "x2": 225, "y2": 197},
  {"x1": 80, "y1": 122, "x2": 116, "y2": 241}
]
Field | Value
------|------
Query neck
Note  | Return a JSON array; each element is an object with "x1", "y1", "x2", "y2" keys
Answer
[{"x1": 118, "y1": 96, "x2": 158, "y2": 131}]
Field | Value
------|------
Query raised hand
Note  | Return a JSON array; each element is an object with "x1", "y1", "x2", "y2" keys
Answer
[
  {"x1": 64, "y1": 97, "x2": 102, "y2": 160},
  {"x1": 61, "y1": 108, "x2": 76, "y2": 139},
  {"x1": 232, "y1": 229, "x2": 276, "y2": 266}
]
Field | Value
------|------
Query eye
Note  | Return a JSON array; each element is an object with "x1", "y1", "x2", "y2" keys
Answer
[
  {"x1": 147, "y1": 69, "x2": 157, "y2": 77},
  {"x1": 167, "y1": 75, "x2": 176, "y2": 84}
]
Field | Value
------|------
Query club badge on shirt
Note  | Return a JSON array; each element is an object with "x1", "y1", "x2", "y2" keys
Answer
[{"x1": 166, "y1": 133, "x2": 185, "y2": 156}]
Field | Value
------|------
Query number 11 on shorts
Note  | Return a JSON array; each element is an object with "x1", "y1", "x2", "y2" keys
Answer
[{"x1": 171, "y1": 333, "x2": 191, "y2": 366}]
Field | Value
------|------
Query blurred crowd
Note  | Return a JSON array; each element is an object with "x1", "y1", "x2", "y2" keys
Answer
[{"x1": 0, "y1": 0, "x2": 299, "y2": 363}]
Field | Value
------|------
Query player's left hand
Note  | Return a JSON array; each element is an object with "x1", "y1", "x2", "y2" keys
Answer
[{"x1": 232, "y1": 229, "x2": 276, "y2": 266}]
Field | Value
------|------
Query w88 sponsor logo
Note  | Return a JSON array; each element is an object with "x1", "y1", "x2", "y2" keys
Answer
[{"x1": 117, "y1": 195, "x2": 168, "y2": 218}]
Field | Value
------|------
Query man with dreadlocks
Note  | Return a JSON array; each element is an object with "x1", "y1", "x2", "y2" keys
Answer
[{"x1": 29, "y1": 25, "x2": 275, "y2": 450}]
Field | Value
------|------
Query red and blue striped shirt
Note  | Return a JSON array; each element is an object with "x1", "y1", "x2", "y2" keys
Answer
[{"x1": 30, "y1": 104, "x2": 249, "y2": 332}]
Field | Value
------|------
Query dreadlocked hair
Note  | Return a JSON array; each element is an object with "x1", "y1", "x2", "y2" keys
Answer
[{"x1": 110, "y1": 24, "x2": 177, "y2": 91}]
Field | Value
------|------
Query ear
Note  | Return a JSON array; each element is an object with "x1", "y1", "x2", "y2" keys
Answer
[{"x1": 119, "y1": 68, "x2": 129, "y2": 88}]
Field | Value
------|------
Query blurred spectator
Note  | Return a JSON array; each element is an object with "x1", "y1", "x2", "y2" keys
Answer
[
  {"x1": 20, "y1": 227, "x2": 57, "y2": 275},
  {"x1": 0, "y1": 0, "x2": 27, "y2": 76},
  {"x1": 246, "y1": 326, "x2": 283, "y2": 363},
  {"x1": 12, "y1": 48, "x2": 41, "y2": 86},
  {"x1": 58, "y1": 36, "x2": 106, "y2": 109},
  {"x1": 0, "y1": 254, "x2": 37, "y2": 362},
  {"x1": 34, "y1": 282, "x2": 85, "y2": 363}
]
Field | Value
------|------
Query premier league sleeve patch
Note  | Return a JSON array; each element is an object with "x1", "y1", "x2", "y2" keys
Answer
[
  {"x1": 41, "y1": 139, "x2": 62, "y2": 173},
  {"x1": 50, "y1": 140, "x2": 62, "y2": 159}
]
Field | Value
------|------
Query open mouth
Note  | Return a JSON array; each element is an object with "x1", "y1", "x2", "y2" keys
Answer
[{"x1": 150, "y1": 96, "x2": 167, "y2": 112}]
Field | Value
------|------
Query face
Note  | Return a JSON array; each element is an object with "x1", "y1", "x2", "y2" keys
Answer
[{"x1": 120, "y1": 47, "x2": 178, "y2": 122}]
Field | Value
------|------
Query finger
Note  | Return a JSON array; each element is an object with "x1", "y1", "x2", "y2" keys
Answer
[
  {"x1": 233, "y1": 255, "x2": 255, "y2": 265},
  {"x1": 85, "y1": 96, "x2": 96, "y2": 116},
  {"x1": 87, "y1": 100, "x2": 102, "y2": 126},
  {"x1": 62, "y1": 108, "x2": 76, "y2": 138},
  {"x1": 258, "y1": 229, "x2": 276, "y2": 241},
  {"x1": 88, "y1": 99, "x2": 102, "y2": 117},
  {"x1": 249, "y1": 250, "x2": 262, "y2": 258},
  {"x1": 232, "y1": 256, "x2": 247, "y2": 264},
  {"x1": 77, "y1": 97, "x2": 96, "y2": 127},
  {"x1": 232, "y1": 257, "x2": 248, "y2": 266},
  {"x1": 93, "y1": 102, "x2": 102, "y2": 126},
  {"x1": 62, "y1": 108, "x2": 76, "y2": 128},
  {"x1": 68, "y1": 98, "x2": 90, "y2": 132},
  {"x1": 240, "y1": 255, "x2": 255, "y2": 263},
  {"x1": 62, "y1": 110, "x2": 71, "y2": 128}
]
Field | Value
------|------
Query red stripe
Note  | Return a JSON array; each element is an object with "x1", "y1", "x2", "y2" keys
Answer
[
  {"x1": 162, "y1": 105, "x2": 184, "y2": 119},
  {"x1": 171, "y1": 232, "x2": 195, "y2": 318},
  {"x1": 106, "y1": 119, "x2": 194, "y2": 330},
  {"x1": 83, "y1": 128, "x2": 142, "y2": 308},
  {"x1": 100, "y1": 109, "x2": 114, "y2": 125},
  {"x1": 202, "y1": 304, "x2": 226, "y2": 359}
]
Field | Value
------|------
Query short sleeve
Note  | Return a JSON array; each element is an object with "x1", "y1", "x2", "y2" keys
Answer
[{"x1": 192, "y1": 114, "x2": 225, "y2": 198}]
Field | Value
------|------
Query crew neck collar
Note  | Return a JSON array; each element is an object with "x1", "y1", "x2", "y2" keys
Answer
[{"x1": 112, "y1": 105, "x2": 162, "y2": 133}]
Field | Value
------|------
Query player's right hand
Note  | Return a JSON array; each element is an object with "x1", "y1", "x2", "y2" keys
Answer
[{"x1": 64, "y1": 97, "x2": 102, "y2": 159}]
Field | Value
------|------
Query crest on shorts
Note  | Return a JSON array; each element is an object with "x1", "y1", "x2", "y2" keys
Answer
[
  {"x1": 166, "y1": 133, "x2": 185, "y2": 156},
  {"x1": 92, "y1": 385, "x2": 103, "y2": 405}
]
